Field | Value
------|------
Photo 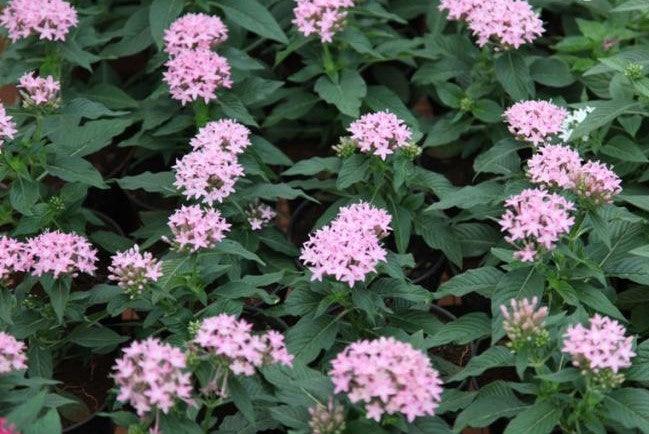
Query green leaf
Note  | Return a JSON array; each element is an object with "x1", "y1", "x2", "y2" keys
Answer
[
  {"x1": 69, "y1": 325, "x2": 127, "y2": 349},
  {"x1": 570, "y1": 100, "x2": 639, "y2": 139},
  {"x1": 10, "y1": 178, "x2": 40, "y2": 216},
  {"x1": 449, "y1": 346, "x2": 514, "y2": 382},
  {"x1": 90, "y1": 231, "x2": 134, "y2": 253},
  {"x1": 436, "y1": 267, "x2": 503, "y2": 299},
  {"x1": 603, "y1": 388, "x2": 649, "y2": 432},
  {"x1": 365, "y1": 85, "x2": 420, "y2": 135},
  {"x1": 215, "y1": 240, "x2": 265, "y2": 265},
  {"x1": 337, "y1": 154, "x2": 370, "y2": 189},
  {"x1": 7, "y1": 391, "x2": 46, "y2": 429},
  {"x1": 116, "y1": 171, "x2": 176, "y2": 195},
  {"x1": 283, "y1": 157, "x2": 341, "y2": 176},
  {"x1": 426, "y1": 313, "x2": 491, "y2": 346},
  {"x1": 149, "y1": 0, "x2": 184, "y2": 49},
  {"x1": 46, "y1": 155, "x2": 107, "y2": 189},
  {"x1": 60, "y1": 39, "x2": 100, "y2": 71},
  {"x1": 455, "y1": 382, "x2": 526, "y2": 430},
  {"x1": 474, "y1": 138, "x2": 526, "y2": 175},
  {"x1": 416, "y1": 218, "x2": 463, "y2": 267},
  {"x1": 472, "y1": 99, "x2": 503, "y2": 123},
  {"x1": 217, "y1": 92, "x2": 258, "y2": 126},
  {"x1": 23, "y1": 409, "x2": 61, "y2": 434},
  {"x1": 62, "y1": 98, "x2": 129, "y2": 119},
  {"x1": 494, "y1": 51, "x2": 535, "y2": 100},
  {"x1": 218, "y1": 0, "x2": 288, "y2": 43},
  {"x1": 44, "y1": 280, "x2": 70, "y2": 324},
  {"x1": 423, "y1": 116, "x2": 472, "y2": 148},
  {"x1": 504, "y1": 400, "x2": 561, "y2": 434},
  {"x1": 530, "y1": 57, "x2": 574, "y2": 87},
  {"x1": 245, "y1": 183, "x2": 312, "y2": 201},
  {"x1": 286, "y1": 314, "x2": 341, "y2": 363},
  {"x1": 228, "y1": 376, "x2": 256, "y2": 422},
  {"x1": 251, "y1": 136, "x2": 293, "y2": 166},
  {"x1": 315, "y1": 70, "x2": 367, "y2": 117},
  {"x1": 601, "y1": 135, "x2": 648, "y2": 162},
  {"x1": 49, "y1": 118, "x2": 134, "y2": 157},
  {"x1": 428, "y1": 181, "x2": 501, "y2": 210},
  {"x1": 613, "y1": 0, "x2": 649, "y2": 12}
]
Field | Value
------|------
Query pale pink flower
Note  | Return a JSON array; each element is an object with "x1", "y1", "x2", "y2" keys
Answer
[
  {"x1": 26, "y1": 231, "x2": 97, "y2": 278},
  {"x1": 573, "y1": 160, "x2": 622, "y2": 205},
  {"x1": 0, "y1": 418, "x2": 18, "y2": 434},
  {"x1": 348, "y1": 111, "x2": 412, "y2": 160},
  {"x1": 527, "y1": 144, "x2": 582, "y2": 189},
  {"x1": 0, "y1": 332, "x2": 27, "y2": 374},
  {"x1": 300, "y1": 202, "x2": 392, "y2": 286},
  {"x1": 108, "y1": 246, "x2": 162, "y2": 297},
  {"x1": 500, "y1": 297, "x2": 548, "y2": 348},
  {"x1": 113, "y1": 338, "x2": 193, "y2": 417},
  {"x1": 504, "y1": 100, "x2": 568, "y2": 146},
  {"x1": 465, "y1": 0, "x2": 543, "y2": 49},
  {"x1": 190, "y1": 119, "x2": 251, "y2": 155},
  {"x1": 194, "y1": 314, "x2": 293, "y2": 395},
  {"x1": 293, "y1": 0, "x2": 355, "y2": 43},
  {"x1": 17, "y1": 72, "x2": 60, "y2": 106},
  {"x1": 173, "y1": 147, "x2": 244, "y2": 204},
  {"x1": 309, "y1": 398, "x2": 346, "y2": 434},
  {"x1": 0, "y1": 0, "x2": 78, "y2": 42},
  {"x1": 163, "y1": 49, "x2": 232, "y2": 105},
  {"x1": 165, "y1": 205, "x2": 231, "y2": 253},
  {"x1": 246, "y1": 202, "x2": 276, "y2": 231},
  {"x1": 498, "y1": 188, "x2": 575, "y2": 262},
  {"x1": 0, "y1": 236, "x2": 32, "y2": 282},
  {"x1": 0, "y1": 104, "x2": 17, "y2": 149},
  {"x1": 439, "y1": 0, "x2": 482, "y2": 20},
  {"x1": 164, "y1": 13, "x2": 228, "y2": 57},
  {"x1": 563, "y1": 314, "x2": 635, "y2": 374},
  {"x1": 330, "y1": 337, "x2": 443, "y2": 423}
]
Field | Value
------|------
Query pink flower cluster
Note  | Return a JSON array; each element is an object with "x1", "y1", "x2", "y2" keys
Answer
[
  {"x1": 563, "y1": 314, "x2": 635, "y2": 374},
  {"x1": 18, "y1": 72, "x2": 60, "y2": 106},
  {"x1": 330, "y1": 337, "x2": 443, "y2": 422},
  {"x1": 190, "y1": 119, "x2": 251, "y2": 155},
  {"x1": 499, "y1": 189, "x2": 575, "y2": 262},
  {"x1": 527, "y1": 145, "x2": 582, "y2": 189},
  {"x1": 164, "y1": 13, "x2": 228, "y2": 57},
  {"x1": 440, "y1": 0, "x2": 543, "y2": 49},
  {"x1": 165, "y1": 205, "x2": 231, "y2": 252},
  {"x1": 108, "y1": 246, "x2": 162, "y2": 297},
  {"x1": 194, "y1": 314, "x2": 293, "y2": 377},
  {"x1": 0, "y1": 418, "x2": 18, "y2": 434},
  {"x1": 293, "y1": 0, "x2": 355, "y2": 43},
  {"x1": 163, "y1": 49, "x2": 232, "y2": 106},
  {"x1": 0, "y1": 236, "x2": 31, "y2": 282},
  {"x1": 500, "y1": 297, "x2": 548, "y2": 347},
  {"x1": 300, "y1": 202, "x2": 392, "y2": 286},
  {"x1": 246, "y1": 202, "x2": 276, "y2": 231},
  {"x1": 27, "y1": 231, "x2": 98, "y2": 278},
  {"x1": 505, "y1": 100, "x2": 568, "y2": 146},
  {"x1": 348, "y1": 111, "x2": 412, "y2": 160},
  {"x1": 573, "y1": 160, "x2": 622, "y2": 205},
  {"x1": 0, "y1": 332, "x2": 27, "y2": 374},
  {"x1": 113, "y1": 338, "x2": 193, "y2": 417},
  {"x1": 0, "y1": 104, "x2": 17, "y2": 149},
  {"x1": 0, "y1": 0, "x2": 78, "y2": 42}
]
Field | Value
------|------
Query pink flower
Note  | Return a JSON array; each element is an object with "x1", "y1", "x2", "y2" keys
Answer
[
  {"x1": 190, "y1": 119, "x2": 251, "y2": 156},
  {"x1": 113, "y1": 338, "x2": 193, "y2": 417},
  {"x1": 465, "y1": 0, "x2": 544, "y2": 49},
  {"x1": 165, "y1": 205, "x2": 231, "y2": 253},
  {"x1": 26, "y1": 231, "x2": 97, "y2": 278},
  {"x1": 573, "y1": 160, "x2": 622, "y2": 205},
  {"x1": 309, "y1": 398, "x2": 346, "y2": 434},
  {"x1": 500, "y1": 297, "x2": 548, "y2": 348},
  {"x1": 17, "y1": 72, "x2": 60, "y2": 106},
  {"x1": 246, "y1": 202, "x2": 276, "y2": 231},
  {"x1": 0, "y1": 236, "x2": 32, "y2": 283},
  {"x1": 300, "y1": 202, "x2": 392, "y2": 286},
  {"x1": 163, "y1": 49, "x2": 232, "y2": 105},
  {"x1": 498, "y1": 188, "x2": 575, "y2": 262},
  {"x1": 164, "y1": 13, "x2": 228, "y2": 57},
  {"x1": 527, "y1": 144, "x2": 582, "y2": 189},
  {"x1": 0, "y1": 104, "x2": 17, "y2": 149},
  {"x1": 439, "y1": 0, "x2": 482, "y2": 20},
  {"x1": 293, "y1": 0, "x2": 355, "y2": 43},
  {"x1": 563, "y1": 314, "x2": 635, "y2": 374},
  {"x1": 0, "y1": 418, "x2": 18, "y2": 434},
  {"x1": 108, "y1": 246, "x2": 162, "y2": 297},
  {"x1": 194, "y1": 314, "x2": 293, "y2": 395},
  {"x1": 0, "y1": 332, "x2": 27, "y2": 374},
  {"x1": 330, "y1": 337, "x2": 443, "y2": 423},
  {"x1": 173, "y1": 147, "x2": 244, "y2": 204},
  {"x1": 348, "y1": 111, "x2": 412, "y2": 160},
  {"x1": 504, "y1": 100, "x2": 567, "y2": 146},
  {"x1": 0, "y1": 0, "x2": 78, "y2": 42}
]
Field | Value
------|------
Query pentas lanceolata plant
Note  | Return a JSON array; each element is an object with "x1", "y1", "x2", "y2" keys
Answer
[{"x1": 1, "y1": 0, "x2": 649, "y2": 433}]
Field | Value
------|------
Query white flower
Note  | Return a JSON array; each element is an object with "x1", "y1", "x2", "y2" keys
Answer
[{"x1": 559, "y1": 106, "x2": 595, "y2": 142}]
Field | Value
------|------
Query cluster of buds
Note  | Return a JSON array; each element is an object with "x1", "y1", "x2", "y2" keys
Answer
[
  {"x1": 500, "y1": 297, "x2": 549, "y2": 352},
  {"x1": 309, "y1": 398, "x2": 346, "y2": 434}
]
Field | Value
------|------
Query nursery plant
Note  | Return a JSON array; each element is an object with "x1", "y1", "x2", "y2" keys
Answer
[{"x1": 1, "y1": 0, "x2": 649, "y2": 433}]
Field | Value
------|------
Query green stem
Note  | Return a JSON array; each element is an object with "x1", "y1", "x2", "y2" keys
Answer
[
  {"x1": 192, "y1": 100, "x2": 210, "y2": 128},
  {"x1": 322, "y1": 44, "x2": 337, "y2": 79}
]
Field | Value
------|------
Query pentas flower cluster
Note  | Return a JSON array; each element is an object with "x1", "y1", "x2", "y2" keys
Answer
[
  {"x1": 300, "y1": 202, "x2": 392, "y2": 286},
  {"x1": 347, "y1": 111, "x2": 412, "y2": 160},
  {"x1": 440, "y1": 0, "x2": 543, "y2": 49},
  {"x1": 0, "y1": 0, "x2": 78, "y2": 42},
  {"x1": 0, "y1": 332, "x2": 27, "y2": 374},
  {"x1": 113, "y1": 338, "x2": 193, "y2": 417},
  {"x1": 573, "y1": 161, "x2": 622, "y2": 205},
  {"x1": 293, "y1": 0, "x2": 355, "y2": 43},
  {"x1": 193, "y1": 314, "x2": 293, "y2": 395},
  {"x1": 0, "y1": 418, "x2": 17, "y2": 434},
  {"x1": 0, "y1": 104, "x2": 17, "y2": 149},
  {"x1": 0, "y1": 236, "x2": 31, "y2": 283},
  {"x1": 563, "y1": 315, "x2": 635, "y2": 388},
  {"x1": 164, "y1": 13, "x2": 228, "y2": 57},
  {"x1": 500, "y1": 297, "x2": 549, "y2": 351},
  {"x1": 27, "y1": 231, "x2": 97, "y2": 278},
  {"x1": 190, "y1": 119, "x2": 251, "y2": 154},
  {"x1": 108, "y1": 246, "x2": 162, "y2": 298},
  {"x1": 499, "y1": 189, "x2": 575, "y2": 262},
  {"x1": 330, "y1": 337, "x2": 443, "y2": 423},
  {"x1": 504, "y1": 100, "x2": 568, "y2": 146},
  {"x1": 527, "y1": 145, "x2": 582, "y2": 189},
  {"x1": 17, "y1": 72, "x2": 60, "y2": 107},
  {"x1": 165, "y1": 205, "x2": 231, "y2": 253},
  {"x1": 246, "y1": 202, "x2": 276, "y2": 231},
  {"x1": 163, "y1": 14, "x2": 232, "y2": 105},
  {"x1": 309, "y1": 399, "x2": 346, "y2": 434}
]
